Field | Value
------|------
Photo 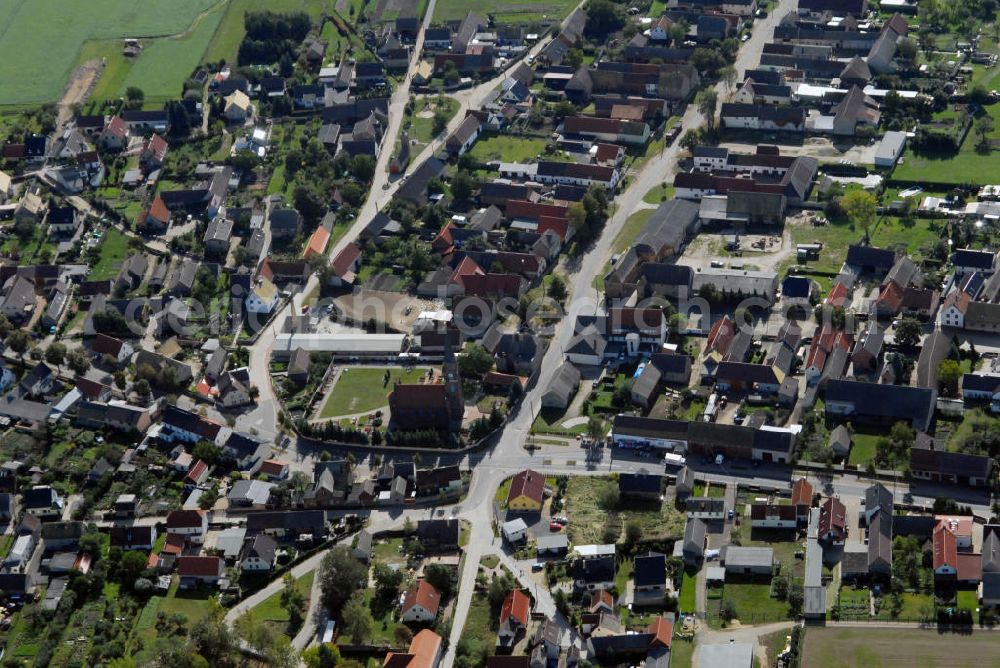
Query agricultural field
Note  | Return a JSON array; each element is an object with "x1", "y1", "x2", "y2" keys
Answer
[
  {"x1": 0, "y1": 0, "x2": 218, "y2": 105},
  {"x1": 433, "y1": 0, "x2": 577, "y2": 24},
  {"x1": 802, "y1": 627, "x2": 1000, "y2": 668}
]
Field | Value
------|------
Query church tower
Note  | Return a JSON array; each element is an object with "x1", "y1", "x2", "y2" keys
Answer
[{"x1": 442, "y1": 329, "x2": 464, "y2": 430}]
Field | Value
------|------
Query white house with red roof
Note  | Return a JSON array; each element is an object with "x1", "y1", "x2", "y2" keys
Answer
[
  {"x1": 401, "y1": 580, "x2": 441, "y2": 623},
  {"x1": 166, "y1": 509, "x2": 208, "y2": 544}
]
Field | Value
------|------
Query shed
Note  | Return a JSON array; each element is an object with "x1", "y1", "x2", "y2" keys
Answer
[{"x1": 874, "y1": 131, "x2": 906, "y2": 168}]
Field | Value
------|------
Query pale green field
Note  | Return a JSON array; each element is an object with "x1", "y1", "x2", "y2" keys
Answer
[{"x1": 0, "y1": 0, "x2": 218, "y2": 104}]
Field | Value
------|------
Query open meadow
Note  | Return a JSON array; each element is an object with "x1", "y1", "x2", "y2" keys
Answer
[
  {"x1": 802, "y1": 627, "x2": 1000, "y2": 668},
  {"x1": 0, "y1": 0, "x2": 218, "y2": 105}
]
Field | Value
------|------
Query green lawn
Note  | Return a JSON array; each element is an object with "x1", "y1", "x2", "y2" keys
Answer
[
  {"x1": 88, "y1": 228, "x2": 131, "y2": 280},
  {"x1": 892, "y1": 104, "x2": 1000, "y2": 185},
  {"x1": 643, "y1": 183, "x2": 675, "y2": 204},
  {"x1": 0, "y1": 0, "x2": 219, "y2": 105},
  {"x1": 320, "y1": 366, "x2": 428, "y2": 418},
  {"x1": 720, "y1": 581, "x2": 792, "y2": 625},
  {"x1": 454, "y1": 593, "x2": 497, "y2": 664},
  {"x1": 594, "y1": 208, "x2": 656, "y2": 290},
  {"x1": 678, "y1": 568, "x2": 698, "y2": 612},
  {"x1": 407, "y1": 97, "x2": 460, "y2": 146},
  {"x1": 956, "y1": 589, "x2": 978, "y2": 611},
  {"x1": 0, "y1": 223, "x2": 57, "y2": 264},
  {"x1": 846, "y1": 432, "x2": 879, "y2": 467},
  {"x1": 247, "y1": 571, "x2": 315, "y2": 634},
  {"x1": 372, "y1": 537, "x2": 406, "y2": 565},
  {"x1": 670, "y1": 636, "x2": 694, "y2": 668},
  {"x1": 468, "y1": 135, "x2": 549, "y2": 163}
]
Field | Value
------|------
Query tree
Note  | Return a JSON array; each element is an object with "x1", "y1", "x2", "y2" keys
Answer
[
  {"x1": 340, "y1": 592, "x2": 373, "y2": 644},
  {"x1": 45, "y1": 342, "x2": 66, "y2": 369},
  {"x1": 840, "y1": 190, "x2": 878, "y2": 242},
  {"x1": 166, "y1": 100, "x2": 192, "y2": 138},
  {"x1": 424, "y1": 563, "x2": 455, "y2": 599},
  {"x1": 567, "y1": 201, "x2": 587, "y2": 235},
  {"x1": 432, "y1": 108, "x2": 450, "y2": 136},
  {"x1": 625, "y1": 520, "x2": 643, "y2": 544},
  {"x1": 193, "y1": 441, "x2": 221, "y2": 464},
  {"x1": 584, "y1": 0, "x2": 624, "y2": 37},
  {"x1": 6, "y1": 329, "x2": 29, "y2": 363},
  {"x1": 373, "y1": 562, "x2": 404, "y2": 601},
  {"x1": 937, "y1": 359, "x2": 962, "y2": 397},
  {"x1": 894, "y1": 317, "x2": 921, "y2": 350},
  {"x1": 458, "y1": 343, "x2": 493, "y2": 377},
  {"x1": 120, "y1": 549, "x2": 148, "y2": 586},
  {"x1": 319, "y1": 546, "x2": 368, "y2": 614},
  {"x1": 788, "y1": 582, "x2": 804, "y2": 615},
  {"x1": 680, "y1": 129, "x2": 701, "y2": 155},
  {"x1": 135, "y1": 378, "x2": 151, "y2": 400},
  {"x1": 547, "y1": 275, "x2": 567, "y2": 301},
  {"x1": 235, "y1": 611, "x2": 298, "y2": 668},
  {"x1": 351, "y1": 154, "x2": 376, "y2": 183},
  {"x1": 691, "y1": 48, "x2": 726, "y2": 78},
  {"x1": 302, "y1": 644, "x2": 343, "y2": 668},
  {"x1": 697, "y1": 88, "x2": 719, "y2": 130},
  {"x1": 67, "y1": 348, "x2": 91, "y2": 375},
  {"x1": 976, "y1": 115, "x2": 995, "y2": 152},
  {"x1": 450, "y1": 170, "x2": 476, "y2": 201},
  {"x1": 124, "y1": 86, "x2": 145, "y2": 109},
  {"x1": 896, "y1": 37, "x2": 919, "y2": 68},
  {"x1": 719, "y1": 65, "x2": 738, "y2": 92},
  {"x1": 280, "y1": 573, "x2": 306, "y2": 628},
  {"x1": 293, "y1": 185, "x2": 326, "y2": 222},
  {"x1": 188, "y1": 599, "x2": 239, "y2": 668}
]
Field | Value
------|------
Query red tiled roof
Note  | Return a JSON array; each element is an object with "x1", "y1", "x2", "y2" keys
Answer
[
  {"x1": 259, "y1": 459, "x2": 287, "y2": 476},
  {"x1": 957, "y1": 552, "x2": 982, "y2": 582},
  {"x1": 933, "y1": 524, "x2": 957, "y2": 571},
  {"x1": 508, "y1": 469, "x2": 545, "y2": 505},
  {"x1": 383, "y1": 629, "x2": 442, "y2": 668},
  {"x1": 145, "y1": 133, "x2": 168, "y2": 161},
  {"x1": 505, "y1": 199, "x2": 569, "y2": 220},
  {"x1": 105, "y1": 115, "x2": 128, "y2": 139},
  {"x1": 462, "y1": 272, "x2": 522, "y2": 298},
  {"x1": 594, "y1": 143, "x2": 624, "y2": 164},
  {"x1": 819, "y1": 497, "x2": 847, "y2": 539},
  {"x1": 303, "y1": 225, "x2": 331, "y2": 259},
  {"x1": 706, "y1": 315, "x2": 735, "y2": 356},
  {"x1": 564, "y1": 115, "x2": 625, "y2": 135},
  {"x1": 450, "y1": 256, "x2": 484, "y2": 289},
  {"x1": 590, "y1": 589, "x2": 614, "y2": 611},
  {"x1": 92, "y1": 333, "x2": 125, "y2": 357},
  {"x1": 162, "y1": 532, "x2": 186, "y2": 555},
  {"x1": 177, "y1": 555, "x2": 223, "y2": 577},
  {"x1": 402, "y1": 580, "x2": 441, "y2": 616},
  {"x1": 145, "y1": 196, "x2": 170, "y2": 223},
  {"x1": 876, "y1": 280, "x2": 904, "y2": 312},
  {"x1": 791, "y1": 478, "x2": 813, "y2": 506},
  {"x1": 536, "y1": 216, "x2": 569, "y2": 241},
  {"x1": 825, "y1": 281, "x2": 849, "y2": 307},
  {"x1": 185, "y1": 460, "x2": 209, "y2": 484},
  {"x1": 166, "y1": 509, "x2": 205, "y2": 529},
  {"x1": 647, "y1": 617, "x2": 673, "y2": 648},
  {"x1": 432, "y1": 222, "x2": 455, "y2": 253},
  {"x1": 500, "y1": 589, "x2": 530, "y2": 626},
  {"x1": 332, "y1": 242, "x2": 361, "y2": 278},
  {"x1": 75, "y1": 376, "x2": 109, "y2": 400}
]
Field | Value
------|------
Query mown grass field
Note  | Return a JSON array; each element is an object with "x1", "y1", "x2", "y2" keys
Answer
[
  {"x1": 892, "y1": 104, "x2": 1000, "y2": 185},
  {"x1": 0, "y1": 0, "x2": 218, "y2": 105},
  {"x1": 87, "y1": 228, "x2": 132, "y2": 280},
  {"x1": 802, "y1": 627, "x2": 1000, "y2": 668},
  {"x1": 320, "y1": 366, "x2": 429, "y2": 418}
]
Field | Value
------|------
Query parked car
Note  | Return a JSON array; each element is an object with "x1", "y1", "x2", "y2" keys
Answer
[{"x1": 549, "y1": 522, "x2": 563, "y2": 531}]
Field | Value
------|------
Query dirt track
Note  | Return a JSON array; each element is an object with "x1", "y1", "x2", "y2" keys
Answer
[{"x1": 56, "y1": 59, "x2": 103, "y2": 134}]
